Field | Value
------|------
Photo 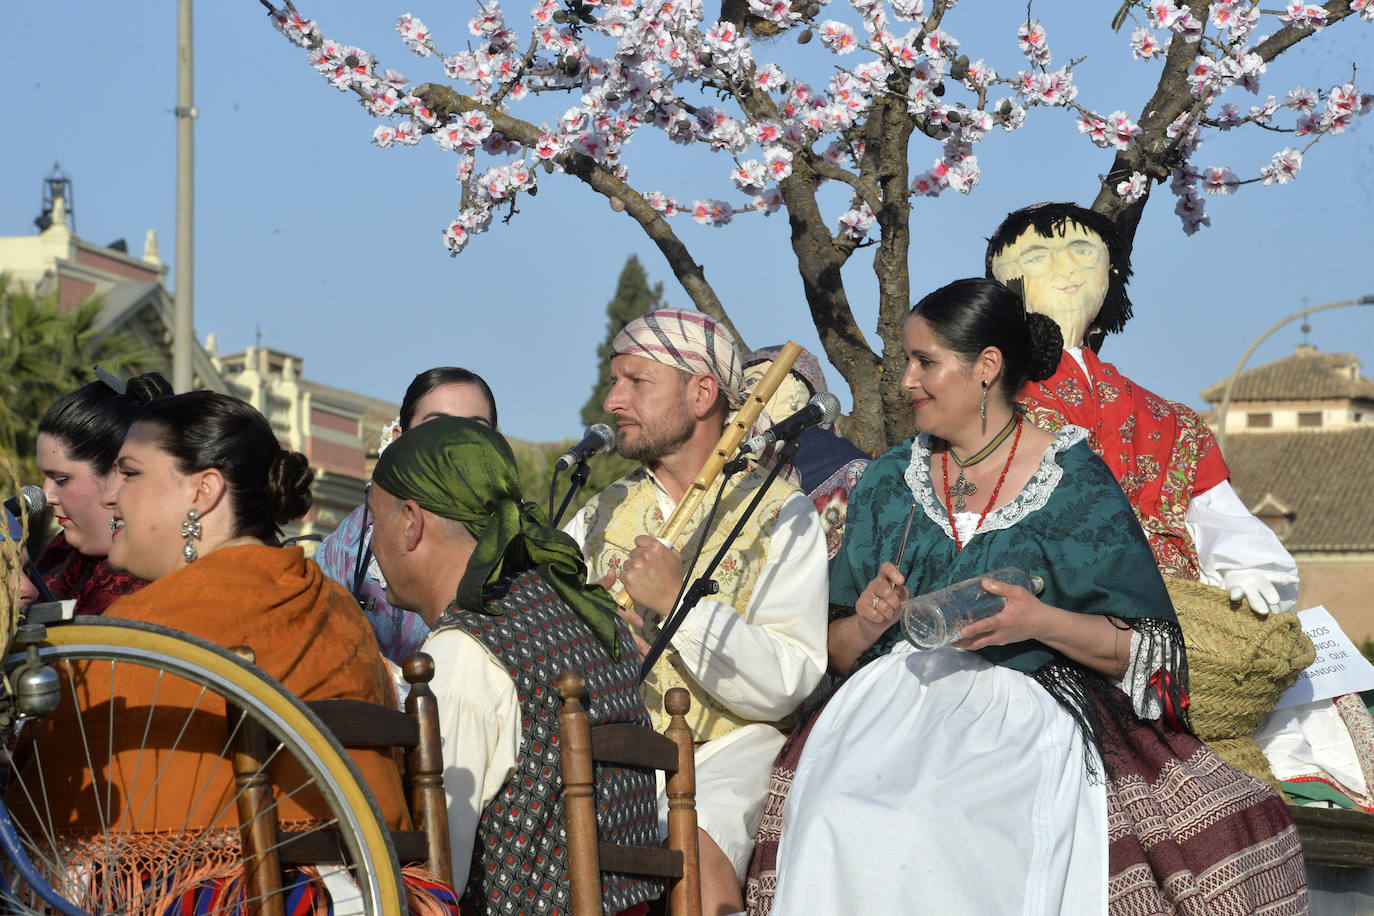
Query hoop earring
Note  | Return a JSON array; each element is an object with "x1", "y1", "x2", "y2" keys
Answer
[
  {"x1": 980, "y1": 380, "x2": 988, "y2": 422},
  {"x1": 181, "y1": 508, "x2": 202, "y2": 563}
]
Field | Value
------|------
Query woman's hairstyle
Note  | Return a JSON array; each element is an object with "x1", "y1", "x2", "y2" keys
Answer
[
  {"x1": 910, "y1": 278, "x2": 1063, "y2": 399},
  {"x1": 984, "y1": 202, "x2": 1134, "y2": 343},
  {"x1": 37, "y1": 372, "x2": 174, "y2": 475},
  {"x1": 398, "y1": 367, "x2": 497, "y2": 432},
  {"x1": 135, "y1": 392, "x2": 314, "y2": 541}
]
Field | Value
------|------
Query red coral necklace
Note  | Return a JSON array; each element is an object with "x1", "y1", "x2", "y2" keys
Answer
[{"x1": 942, "y1": 418, "x2": 1023, "y2": 552}]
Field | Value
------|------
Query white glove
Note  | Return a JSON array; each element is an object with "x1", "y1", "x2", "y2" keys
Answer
[{"x1": 1221, "y1": 568, "x2": 1296, "y2": 615}]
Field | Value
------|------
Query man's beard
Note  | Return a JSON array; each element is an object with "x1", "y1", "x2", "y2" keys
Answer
[{"x1": 618, "y1": 409, "x2": 696, "y2": 464}]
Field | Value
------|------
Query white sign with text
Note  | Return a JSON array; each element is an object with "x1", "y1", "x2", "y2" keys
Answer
[{"x1": 1275, "y1": 606, "x2": 1374, "y2": 709}]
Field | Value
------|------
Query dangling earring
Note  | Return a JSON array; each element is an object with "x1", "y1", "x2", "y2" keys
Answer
[
  {"x1": 979, "y1": 380, "x2": 988, "y2": 421},
  {"x1": 181, "y1": 508, "x2": 202, "y2": 562}
]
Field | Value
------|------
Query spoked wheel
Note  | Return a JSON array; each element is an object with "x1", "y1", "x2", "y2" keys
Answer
[{"x1": 1, "y1": 618, "x2": 404, "y2": 915}]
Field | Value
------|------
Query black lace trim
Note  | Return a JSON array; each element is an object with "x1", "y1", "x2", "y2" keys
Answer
[{"x1": 1032, "y1": 617, "x2": 1191, "y2": 779}]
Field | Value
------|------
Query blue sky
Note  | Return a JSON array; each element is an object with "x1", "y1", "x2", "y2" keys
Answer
[{"x1": 2, "y1": 3, "x2": 1370, "y2": 444}]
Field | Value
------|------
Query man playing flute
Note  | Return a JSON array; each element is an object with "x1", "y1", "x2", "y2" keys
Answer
[{"x1": 564, "y1": 308, "x2": 828, "y2": 916}]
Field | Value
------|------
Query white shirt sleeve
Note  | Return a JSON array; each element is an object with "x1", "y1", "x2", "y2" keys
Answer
[
  {"x1": 420, "y1": 628, "x2": 521, "y2": 896},
  {"x1": 1185, "y1": 480, "x2": 1300, "y2": 612},
  {"x1": 566, "y1": 489, "x2": 829, "y2": 722},
  {"x1": 665, "y1": 492, "x2": 829, "y2": 721}
]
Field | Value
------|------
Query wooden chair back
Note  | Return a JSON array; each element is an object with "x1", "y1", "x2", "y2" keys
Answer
[
  {"x1": 556, "y1": 669, "x2": 701, "y2": 916},
  {"x1": 228, "y1": 649, "x2": 452, "y2": 916}
]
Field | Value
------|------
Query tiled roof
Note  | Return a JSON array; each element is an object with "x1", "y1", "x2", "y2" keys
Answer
[
  {"x1": 1202, "y1": 347, "x2": 1374, "y2": 403},
  {"x1": 1223, "y1": 426, "x2": 1374, "y2": 552}
]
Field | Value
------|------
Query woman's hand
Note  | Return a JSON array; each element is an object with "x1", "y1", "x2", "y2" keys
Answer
[
  {"x1": 953, "y1": 578, "x2": 1052, "y2": 650},
  {"x1": 956, "y1": 578, "x2": 1131, "y2": 679},
  {"x1": 856, "y1": 562, "x2": 908, "y2": 642}
]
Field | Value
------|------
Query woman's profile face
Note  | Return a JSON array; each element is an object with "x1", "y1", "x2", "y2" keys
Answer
[
  {"x1": 900, "y1": 315, "x2": 980, "y2": 439},
  {"x1": 103, "y1": 422, "x2": 201, "y2": 583},
  {"x1": 37, "y1": 433, "x2": 116, "y2": 558}
]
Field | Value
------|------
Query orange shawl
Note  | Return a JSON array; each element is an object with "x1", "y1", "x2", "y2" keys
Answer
[{"x1": 14, "y1": 544, "x2": 409, "y2": 835}]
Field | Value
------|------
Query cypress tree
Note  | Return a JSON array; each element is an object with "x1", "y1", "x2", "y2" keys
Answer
[{"x1": 580, "y1": 255, "x2": 665, "y2": 426}]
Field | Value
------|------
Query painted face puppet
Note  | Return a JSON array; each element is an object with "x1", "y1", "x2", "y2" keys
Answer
[{"x1": 990, "y1": 221, "x2": 1110, "y2": 350}]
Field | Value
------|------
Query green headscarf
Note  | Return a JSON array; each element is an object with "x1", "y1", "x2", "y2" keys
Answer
[{"x1": 372, "y1": 416, "x2": 620, "y2": 656}]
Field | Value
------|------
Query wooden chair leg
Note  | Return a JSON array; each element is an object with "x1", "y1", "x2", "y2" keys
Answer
[
  {"x1": 403, "y1": 652, "x2": 453, "y2": 887},
  {"x1": 558, "y1": 670, "x2": 604, "y2": 916},
  {"x1": 227, "y1": 646, "x2": 286, "y2": 916},
  {"x1": 663, "y1": 688, "x2": 701, "y2": 916}
]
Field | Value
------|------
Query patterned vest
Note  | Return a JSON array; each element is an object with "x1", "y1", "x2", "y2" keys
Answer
[
  {"x1": 443, "y1": 569, "x2": 660, "y2": 916},
  {"x1": 576, "y1": 464, "x2": 797, "y2": 741}
]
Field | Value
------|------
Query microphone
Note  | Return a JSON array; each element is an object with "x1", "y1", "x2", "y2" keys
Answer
[
  {"x1": 4, "y1": 485, "x2": 45, "y2": 520},
  {"x1": 555, "y1": 423, "x2": 616, "y2": 471},
  {"x1": 741, "y1": 392, "x2": 841, "y2": 455}
]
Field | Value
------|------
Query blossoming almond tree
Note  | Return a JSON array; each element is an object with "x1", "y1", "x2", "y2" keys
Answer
[{"x1": 259, "y1": 0, "x2": 1370, "y2": 448}]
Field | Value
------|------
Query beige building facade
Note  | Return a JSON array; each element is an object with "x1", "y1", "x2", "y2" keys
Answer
[
  {"x1": 1, "y1": 177, "x2": 394, "y2": 538},
  {"x1": 1203, "y1": 345, "x2": 1374, "y2": 639}
]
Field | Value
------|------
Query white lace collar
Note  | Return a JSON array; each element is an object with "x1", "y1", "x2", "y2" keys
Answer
[{"x1": 902, "y1": 425, "x2": 1088, "y2": 545}]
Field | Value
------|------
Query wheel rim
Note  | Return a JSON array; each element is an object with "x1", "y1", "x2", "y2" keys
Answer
[{"x1": 1, "y1": 620, "x2": 403, "y2": 916}]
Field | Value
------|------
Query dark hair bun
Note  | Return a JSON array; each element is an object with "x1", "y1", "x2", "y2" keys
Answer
[
  {"x1": 266, "y1": 450, "x2": 314, "y2": 524},
  {"x1": 1025, "y1": 313, "x2": 1065, "y2": 382},
  {"x1": 126, "y1": 372, "x2": 173, "y2": 403}
]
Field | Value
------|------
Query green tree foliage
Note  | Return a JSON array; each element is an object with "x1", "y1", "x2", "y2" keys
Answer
[
  {"x1": 579, "y1": 255, "x2": 665, "y2": 428},
  {"x1": 0, "y1": 274, "x2": 157, "y2": 480}
]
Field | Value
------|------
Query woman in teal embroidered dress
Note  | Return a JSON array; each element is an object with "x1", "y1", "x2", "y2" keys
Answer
[{"x1": 758, "y1": 279, "x2": 1306, "y2": 916}]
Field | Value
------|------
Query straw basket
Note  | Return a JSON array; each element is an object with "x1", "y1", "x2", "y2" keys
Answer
[{"x1": 1166, "y1": 576, "x2": 1315, "y2": 794}]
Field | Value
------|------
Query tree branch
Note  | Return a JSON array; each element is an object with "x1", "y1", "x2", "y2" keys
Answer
[{"x1": 413, "y1": 82, "x2": 740, "y2": 342}]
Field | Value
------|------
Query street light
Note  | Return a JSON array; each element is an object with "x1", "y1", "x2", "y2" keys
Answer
[{"x1": 1215, "y1": 295, "x2": 1374, "y2": 455}]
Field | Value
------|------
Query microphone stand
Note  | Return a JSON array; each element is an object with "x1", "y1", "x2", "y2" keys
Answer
[
  {"x1": 637, "y1": 435, "x2": 803, "y2": 683},
  {"x1": 550, "y1": 457, "x2": 593, "y2": 528}
]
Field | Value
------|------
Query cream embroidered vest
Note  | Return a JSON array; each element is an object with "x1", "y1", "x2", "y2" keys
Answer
[{"x1": 577, "y1": 464, "x2": 797, "y2": 741}]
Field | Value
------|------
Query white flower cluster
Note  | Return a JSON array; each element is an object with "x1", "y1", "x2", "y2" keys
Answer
[{"x1": 263, "y1": 0, "x2": 1370, "y2": 250}]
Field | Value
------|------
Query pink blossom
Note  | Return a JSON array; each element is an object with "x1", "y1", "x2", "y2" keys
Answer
[
  {"x1": 944, "y1": 156, "x2": 979, "y2": 194},
  {"x1": 457, "y1": 156, "x2": 475, "y2": 181},
  {"x1": 1355, "y1": 0, "x2": 1374, "y2": 22},
  {"x1": 443, "y1": 221, "x2": 472, "y2": 254},
  {"x1": 690, "y1": 199, "x2": 733, "y2": 226},
  {"x1": 1130, "y1": 27, "x2": 1167, "y2": 60},
  {"x1": 1260, "y1": 147, "x2": 1303, "y2": 185},
  {"x1": 888, "y1": 0, "x2": 923, "y2": 21},
  {"x1": 393, "y1": 120, "x2": 422, "y2": 145},
  {"x1": 748, "y1": 0, "x2": 794, "y2": 25},
  {"x1": 1116, "y1": 172, "x2": 1148, "y2": 202},
  {"x1": 921, "y1": 29, "x2": 957, "y2": 61},
  {"x1": 270, "y1": 11, "x2": 320, "y2": 48},
  {"x1": 1173, "y1": 188, "x2": 1210, "y2": 235},
  {"x1": 470, "y1": 3, "x2": 506, "y2": 37},
  {"x1": 1017, "y1": 20, "x2": 1051, "y2": 67},
  {"x1": 755, "y1": 188, "x2": 784, "y2": 214},
  {"x1": 432, "y1": 123, "x2": 466, "y2": 151},
  {"x1": 765, "y1": 148, "x2": 794, "y2": 180},
  {"x1": 836, "y1": 204, "x2": 875, "y2": 239},
  {"x1": 397, "y1": 14, "x2": 434, "y2": 56},
  {"x1": 1186, "y1": 56, "x2": 1216, "y2": 94},
  {"x1": 1201, "y1": 166, "x2": 1238, "y2": 194},
  {"x1": 372, "y1": 124, "x2": 397, "y2": 148},
  {"x1": 362, "y1": 85, "x2": 403, "y2": 117},
  {"x1": 755, "y1": 64, "x2": 786, "y2": 91},
  {"x1": 1077, "y1": 114, "x2": 1110, "y2": 148},
  {"x1": 1279, "y1": 2, "x2": 1328, "y2": 30},
  {"x1": 1285, "y1": 86, "x2": 1319, "y2": 113},
  {"x1": 965, "y1": 60, "x2": 995, "y2": 89},
  {"x1": 1146, "y1": 1, "x2": 1184, "y2": 30},
  {"x1": 820, "y1": 21, "x2": 859, "y2": 54},
  {"x1": 910, "y1": 170, "x2": 942, "y2": 196},
  {"x1": 643, "y1": 191, "x2": 679, "y2": 216},
  {"x1": 732, "y1": 159, "x2": 767, "y2": 194}
]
